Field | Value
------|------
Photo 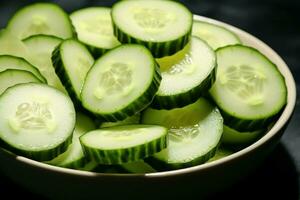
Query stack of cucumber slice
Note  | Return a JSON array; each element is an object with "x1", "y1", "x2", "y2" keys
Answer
[{"x1": 0, "y1": 0, "x2": 287, "y2": 173}]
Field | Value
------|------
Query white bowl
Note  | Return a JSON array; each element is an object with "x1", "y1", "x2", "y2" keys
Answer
[{"x1": 0, "y1": 15, "x2": 296, "y2": 199}]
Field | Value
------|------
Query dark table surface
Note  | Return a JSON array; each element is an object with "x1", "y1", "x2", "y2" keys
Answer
[{"x1": 0, "y1": 0, "x2": 299, "y2": 199}]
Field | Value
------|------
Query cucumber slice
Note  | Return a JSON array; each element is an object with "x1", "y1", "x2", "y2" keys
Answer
[
  {"x1": 23, "y1": 34, "x2": 66, "y2": 92},
  {"x1": 52, "y1": 39, "x2": 94, "y2": 103},
  {"x1": 142, "y1": 98, "x2": 223, "y2": 170},
  {"x1": 192, "y1": 20, "x2": 241, "y2": 50},
  {"x1": 0, "y1": 69, "x2": 42, "y2": 95},
  {"x1": 70, "y1": 7, "x2": 120, "y2": 57},
  {"x1": 210, "y1": 45, "x2": 287, "y2": 131},
  {"x1": 78, "y1": 161, "x2": 99, "y2": 172},
  {"x1": 0, "y1": 55, "x2": 46, "y2": 83},
  {"x1": 120, "y1": 160, "x2": 156, "y2": 173},
  {"x1": 222, "y1": 125, "x2": 264, "y2": 145},
  {"x1": 81, "y1": 44, "x2": 161, "y2": 121},
  {"x1": 47, "y1": 113, "x2": 96, "y2": 169},
  {"x1": 112, "y1": 0, "x2": 192, "y2": 58},
  {"x1": 207, "y1": 147, "x2": 234, "y2": 162},
  {"x1": 80, "y1": 125, "x2": 167, "y2": 164},
  {"x1": 0, "y1": 83, "x2": 75, "y2": 161},
  {"x1": 153, "y1": 36, "x2": 216, "y2": 109},
  {"x1": 0, "y1": 29, "x2": 34, "y2": 64},
  {"x1": 100, "y1": 113, "x2": 140, "y2": 128},
  {"x1": 7, "y1": 3, "x2": 74, "y2": 39}
]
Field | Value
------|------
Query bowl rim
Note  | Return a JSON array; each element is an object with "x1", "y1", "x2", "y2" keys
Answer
[{"x1": 9, "y1": 14, "x2": 297, "y2": 178}]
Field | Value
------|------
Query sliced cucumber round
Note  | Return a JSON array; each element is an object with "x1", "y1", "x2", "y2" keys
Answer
[
  {"x1": 210, "y1": 45, "x2": 287, "y2": 131},
  {"x1": 78, "y1": 161, "x2": 99, "y2": 172},
  {"x1": 222, "y1": 125, "x2": 264, "y2": 145},
  {"x1": 120, "y1": 160, "x2": 156, "y2": 173},
  {"x1": 142, "y1": 98, "x2": 223, "y2": 170},
  {"x1": 192, "y1": 20, "x2": 241, "y2": 50},
  {"x1": 99, "y1": 113, "x2": 141, "y2": 128},
  {"x1": 0, "y1": 29, "x2": 35, "y2": 65},
  {"x1": 0, "y1": 83, "x2": 76, "y2": 161},
  {"x1": 0, "y1": 55, "x2": 46, "y2": 83},
  {"x1": 52, "y1": 39, "x2": 94, "y2": 103},
  {"x1": 7, "y1": 3, "x2": 75, "y2": 39},
  {"x1": 153, "y1": 36, "x2": 216, "y2": 109},
  {"x1": 81, "y1": 44, "x2": 161, "y2": 121},
  {"x1": 80, "y1": 125, "x2": 167, "y2": 164},
  {"x1": 111, "y1": 0, "x2": 192, "y2": 58},
  {"x1": 47, "y1": 112, "x2": 96, "y2": 169},
  {"x1": 0, "y1": 69, "x2": 42, "y2": 95},
  {"x1": 70, "y1": 7, "x2": 120, "y2": 57},
  {"x1": 23, "y1": 34, "x2": 66, "y2": 92},
  {"x1": 207, "y1": 147, "x2": 234, "y2": 162}
]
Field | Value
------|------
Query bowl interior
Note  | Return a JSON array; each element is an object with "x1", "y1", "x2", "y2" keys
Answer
[{"x1": 6, "y1": 15, "x2": 297, "y2": 178}]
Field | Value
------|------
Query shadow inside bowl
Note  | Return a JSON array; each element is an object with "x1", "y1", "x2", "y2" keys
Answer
[{"x1": 209, "y1": 142, "x2": 299, "y2": 200}]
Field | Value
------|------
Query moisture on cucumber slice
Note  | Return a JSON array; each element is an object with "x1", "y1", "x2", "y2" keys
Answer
[
  {"x1": 100, "y1": 113, "x2": 141, "y2": 128},
  {"x1": 0, "y1": 29, "x2": 35, "y2": 64},
  {"x1": 192, "y1": 20, "x2": 241, "y2": 50},
  {"x1": 0, "y1": 83, "x2": 75, "y2": 161},
  {"x1": 80, "y1": 125, "x2": 167, "y2": 164},
  {"x1": 7, "y1": 3, "x2": 74, "y2": 39},
  {"x1": 47, "y1": 112, "x2": 96, "y2": 169},
  {"x1": 0, "y1": 69, "x2": 42, "y2": 95},
  {"x1": 52, "y1": 39, "x2": 94, "y2": 103},
  {"x1": 120, "y1": 160, "x2": 156, "y2": 173},
  {"x1": 0, "y1": 55, "x2": 46, "y2": 83},
  {"x1": 70, "y1": 7, "x2": 120, "y2": 57},
  {"x1": 23, "y1": 34, "x2": 66, "y2": 92},
  {"x1": 222, "y1": 124, "x2": 264, "y2": 145},
  {"x1": 142, "y1": 98, "x2": 223, "y2": 170},
  {"x1": 153, "y1": 36, "x2": 216, "y2": 109},
  {"x1": 112, "y1": 0, "x2": 192, "y2": 58},
  {"x1": 81, "y1": 44, "x2": 161, "y2": 121},
  {"x1": 209, "y1": 45, "x2": 287, "y2": 131}
]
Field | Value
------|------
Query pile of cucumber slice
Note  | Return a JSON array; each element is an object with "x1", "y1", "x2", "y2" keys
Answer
[{"x1": 0, "y1": 1, "x2": 287, "y2": 173}]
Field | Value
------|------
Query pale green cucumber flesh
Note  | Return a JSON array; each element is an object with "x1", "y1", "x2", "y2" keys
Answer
[
  {"x1": 192, "y1": 20, "x2": 241, "y2": 50},
  {"x1": 112, "y1": 0, "x2": 192, "y2": 43},
  {"x1": 153, "y1": 36, "x2": 216, "y2": 109},
  {"x1": 100, "y1": 113, "x2": 141, "y2": 128},
  {"x1": 120, "y1": 160, "x2": 156, "y2": 173},
  {"x1": 7, "y1": 3, "x2": 74, "y2": 39},
  {"x1": 0, "y1": 55, "x2": 46, "y2": 83},
  {"x1": 52, "y1": 39, "x2": 94, "y2": 102},
  {"x1": 209, "y1": 45, "x2": 287, "y2": 131},
  {"x1": 78, "y1": 161, "x2": 99, "y2": 172},
  {"x1": 81, "y1": 44, "x2": 161, "y2": 121},
  {"x1": 23, "y1": 34, "x2": 67, "y2": 92},
  {"x1": 112, "y1": 0, "x2": 192, "y2": 57},
  {"x1": 0, "y1": 83, "x2": 75, "y2": 161},
  {"x1": 222, "y1": 124, "x2": 264, "y2": 145},
  {"x1": 80, "y1": 125, "x2": 168, "y2": 164},
  {"x1": 0, "y1": 29, "x2": 35, "y2": 64},
  {"x1": 0, "y1": 69, "x2": 42, "y2": 95},
  {"x1": 142, "y1": 98, "x2": 223, "y2": 170},
  {"x1": 207, "y1": 147, "x2": 234, "y2": 162},
  {"x1": 47, "y1": 112, "x2": 96, "y2": 168},
  {"x1": 70, "y1": 7, "x2": 120, "y2": 56}
]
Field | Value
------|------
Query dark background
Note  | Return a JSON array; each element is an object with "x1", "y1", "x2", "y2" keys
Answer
[{"x1": 0, "y1": 0, "x2": 299, "y2": 199}]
